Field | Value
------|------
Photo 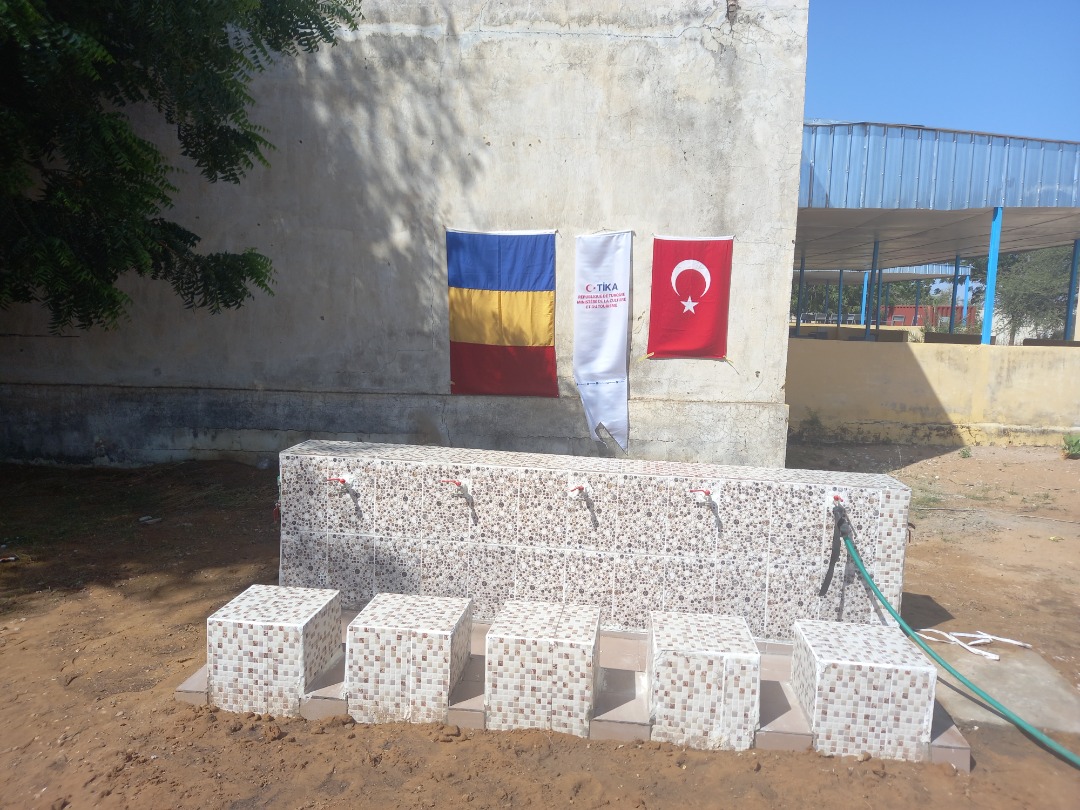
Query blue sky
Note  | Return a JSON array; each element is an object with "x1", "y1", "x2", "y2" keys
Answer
[{"x1": 804, "y1": 0, "x2": 1080, "y2": 142}]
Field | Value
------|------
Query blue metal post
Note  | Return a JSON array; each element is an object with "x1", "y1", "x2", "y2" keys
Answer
[
  {"x1": 837, "y1": 270, "x2": 845, "y2": 326},
  {"x1": 981, "y1": 207, "x2": 1003, "y2": 344},
  {"x1": 962, "y1": 276, "x2": 970, "y2": 325},
  {"x1": 949, "y1": 254, "x2": 961, "y2": 333},
  {"x1": 873, "y1": 243, "x2": 884, "y2": 337},
  {"x1": 1065, "y1": 239, "x2": 1080, "y2": 341},
  {"x1": 913, "y1": 280, "x2": 921, "y2": 325},
  {"x1": 860, "y1": 272, "x2": 868, "y2": 325},
  {"x1": 864, "y1": 240, "x2": 879, "y2": 339},
  {"x1": 795, "y1": 253, "x2": 806, "y2": 337}
]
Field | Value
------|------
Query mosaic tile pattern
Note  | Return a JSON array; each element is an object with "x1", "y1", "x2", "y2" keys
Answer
[
  {"x1": 207, "y1": 585, "x2": 341, "y2": 716},
  {"x1": 419, "y1": 540, "x2": 474, "y2": 601},
  {"x1": 791, "y1": 620, "x2": 936, "y2": 761},
  {"x1": 714, "y1": 479, "x2": 772, "y2": 638},
  {"x1": 873, "y1": 487, "x2": 911, "y2": 610},
  {"x1": 763, "y1": 483, "x2": 828, "y2": 638},
  {"x1": 417, "y1": 464, "x2": 483, "y2": 543},
  {"x1": 617, "y1": 475, "x2": 674, "y2": 555},
  {"x1": 419, "y1": 464, "x2": 521, "y2": 546},
  {"x1": 344, "y1": 593, "x2": 471, "y2": 724},
  {"x1": 612, "y1": 554, "x2": 666, "y2": 631},
  {"x1": 371, "y1": 461, "x2": 425, "y2": 539},
  {"x1": 663, "y1": 480, "x2": 721, "y2": 558},
  {"x1": 648, "y1": 612, "x2": 760, "y2": 750},
  {"x1": 550, "y1": 603, "x2": 602, "y2": 737},
  {"x1": 565, "y1": 473, "x2": 620, "y2": 551},
  {"x1": 373, "y1": 536, "x2": 422, "y2": 595},
  {"x1": 278, "y1": 455, "x2": 328, "y2": 536},
  {"x1": 325, "y1": 456, "x2": 377, "y2": 536},
  {"x1": 326, "y1": 534, "x2": 373, "y2": 607},
  {"x1": 279, "y1": 531, "x2": 328, "y2": 589},
  {"x1": 715, "y1": 559, "x2": 767, "y2": 638},
  {"x1": 562, "y1": 551, "x2": 614, "y2": 626},
  {"x1": 280, "y1": 442, "x2": 910, "y2": 640},
  {"x1": 516, "y1": 468, "x2": 569, "y2": 548},
  {"x1": 470, "y1": 544, "x2": 517, "y2": 623},
  {"x1": 485, "y1": 600, "x2": 562, "y2": 732},
  {"x1": 285, "y1": 441, "x2": 901, "y2": 488},
  {"x1": 484, "y1": 600, "x2": 600, "y2": 737},
  {"x1": 821, "y1": 488, "x2": 881, "y2": 627},
  {"x1": 663, "y1": 556, "x2": 715, "y2": 616},
  {"x1": 515, "y1": 548, "x2": 566, "y2": 604}
]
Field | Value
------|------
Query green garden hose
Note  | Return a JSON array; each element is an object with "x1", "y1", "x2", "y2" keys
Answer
[{"x1": 841, "y1": 532, "x2": 1080, "y2": 769}]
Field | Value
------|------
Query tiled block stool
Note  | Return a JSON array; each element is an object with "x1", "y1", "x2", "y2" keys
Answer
[
  {"x1": 207, "y1": 584, "x2": 341, "y2": 716},
  {"x1": 791, "y1": 619, "x2": 937, "y2": 760},
  {"x1": 648, "y1": 612, "x2": 760, "y2": 750},
  {"x1": 345, "y1": 593, "x2": 472, "y2": 724},
  {"x1": 485, "y1": 600, "x2": 600, "y2": 737}
]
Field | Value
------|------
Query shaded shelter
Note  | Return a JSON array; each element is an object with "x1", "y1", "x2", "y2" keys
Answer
[
  {"x1": 794, "y1": 122, "x2": 1080, "y2": 343},
  {"x1": 791, "y1": 262, "x2": 971, "y2": 329}
]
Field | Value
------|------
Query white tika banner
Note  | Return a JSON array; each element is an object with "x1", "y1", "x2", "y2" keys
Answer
[{"x1": 573, "y1": 230, "x2": 632, "y2": 450}]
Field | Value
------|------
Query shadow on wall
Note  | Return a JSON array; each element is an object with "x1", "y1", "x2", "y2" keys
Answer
[
  {"x1": 786, "y1": 340, "x2": 1080, "y2": 448},
  {"x1": 0, "y1": 7, "x2": 484, "y2": 459},
  {"x1": 196, "y1": 6, "x2": 485, "y2": 396},
  {"x1": 786, "y1": 341, "x2": 955, "y2": 446}
]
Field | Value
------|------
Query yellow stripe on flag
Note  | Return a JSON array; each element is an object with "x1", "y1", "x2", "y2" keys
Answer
[{"x1": 448, "y1": 287, "x2": 555, "y2": 347}]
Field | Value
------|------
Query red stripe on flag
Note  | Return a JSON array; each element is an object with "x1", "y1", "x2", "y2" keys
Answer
[
  {"x1": 646, "y1": 237, "x2": 733, "y2": 359},
  {"x1": 450, "y1": 343, "x2": 558, "y2": 397}
]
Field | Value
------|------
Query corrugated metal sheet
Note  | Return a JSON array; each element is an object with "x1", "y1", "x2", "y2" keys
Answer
[
  {"x1": 800, "y1": 123, "x2": 1080, "y2": 210},
  {"x1": 871, "y1": 262, "x2": 972, "y2": 278},
  {"x1": 792, "y1": 263, "x2": 971, "y2": 283}
]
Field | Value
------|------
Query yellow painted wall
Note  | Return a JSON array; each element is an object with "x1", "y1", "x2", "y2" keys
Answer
[{"x1": 786, "y1": 340, "x2": 1080, "y2": 445}]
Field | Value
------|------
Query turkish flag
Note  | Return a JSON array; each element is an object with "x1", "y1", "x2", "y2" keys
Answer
[{"x1": 646, "y1": 236, "x2": 733, "y2": 359}]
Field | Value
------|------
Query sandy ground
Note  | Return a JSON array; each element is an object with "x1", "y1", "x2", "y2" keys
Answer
[{"x1": 1, "y1": 445, "x2": 1078, "y2": 809}]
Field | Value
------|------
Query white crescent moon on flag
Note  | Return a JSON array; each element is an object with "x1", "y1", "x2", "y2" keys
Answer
[{"x1": 670, "y1": 260, "x2": 711, "y2": 297}]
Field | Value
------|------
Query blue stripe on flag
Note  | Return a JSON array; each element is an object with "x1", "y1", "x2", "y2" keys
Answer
[{"x1": 447, "y1": 231, "x2": 555, "y2": 292}]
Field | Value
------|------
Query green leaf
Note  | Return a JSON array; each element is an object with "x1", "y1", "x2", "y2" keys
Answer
[{"x1": 0, "y1": 0, "x2": 362, "y2": 331}]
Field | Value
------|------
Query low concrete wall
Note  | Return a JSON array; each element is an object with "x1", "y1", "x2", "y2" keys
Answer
[
  {"x1": 786, "y1": 341, "x2": 1080, "y2": 446},
  {"x1": 278, "y1": 441, "x2": 910, "y2": 642},
  {"x1": 0, "y1": 383, "x2": 787, "y2": 468}
]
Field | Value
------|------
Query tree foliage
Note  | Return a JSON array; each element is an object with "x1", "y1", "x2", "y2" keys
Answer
[
  {"x1": 788, "y1": 273, "x2": 924, "y2": 322},
  {"x1": 789, "y1": 274, "x2": 864, "y2": 319},
  {"x1": 0, "y1": 0, "x2": 362, "y2": 330},
  {"x1": 968, "y1": 247, "x2": 1074, "y2": 343}
]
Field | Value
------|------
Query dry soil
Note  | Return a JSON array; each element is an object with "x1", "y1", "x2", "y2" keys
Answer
[{"x1": 1, "y1": 445, "x2": 1078, "y2": 809}]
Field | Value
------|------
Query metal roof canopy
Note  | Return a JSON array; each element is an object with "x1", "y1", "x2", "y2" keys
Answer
[
  {"x1": 797, "y1": 206, "x2": 1080, "y2": 271},
  {"x1": 794, "y1": 122, "x2": 1080, "y2": 341},
  {"x1": 793, "y1": 262, "x2": 970, "y2": 286}
]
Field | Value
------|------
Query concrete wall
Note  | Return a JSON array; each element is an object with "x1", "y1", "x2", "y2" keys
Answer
[
  {"x1": 786, "y1": 340, "x2": 1080, "y2": 446},
  {"x1": 0, "y1": 1, "x2": 808, "y2": 467}
]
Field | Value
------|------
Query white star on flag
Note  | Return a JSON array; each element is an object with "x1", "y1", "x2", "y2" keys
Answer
[{"x1": 681, "y1": 297, "x2": 698, "y2": 313}]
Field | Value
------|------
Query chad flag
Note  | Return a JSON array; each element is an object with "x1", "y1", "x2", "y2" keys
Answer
[{"x1": 447, "y1": 229, "x2": 558, "y2": 397}]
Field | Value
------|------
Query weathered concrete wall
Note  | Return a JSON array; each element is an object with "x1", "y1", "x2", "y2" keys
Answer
[
  {"x1": 786, "y1": 341, "x2": 1080, "y2": 446},
  {"x1": 0, "y1": 1, "x2": 808, "y2": 467}
]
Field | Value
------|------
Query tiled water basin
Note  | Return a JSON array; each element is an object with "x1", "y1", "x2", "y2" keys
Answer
[{"x1": 279, "y1": 441, "x2": 910, "y2": 640}]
